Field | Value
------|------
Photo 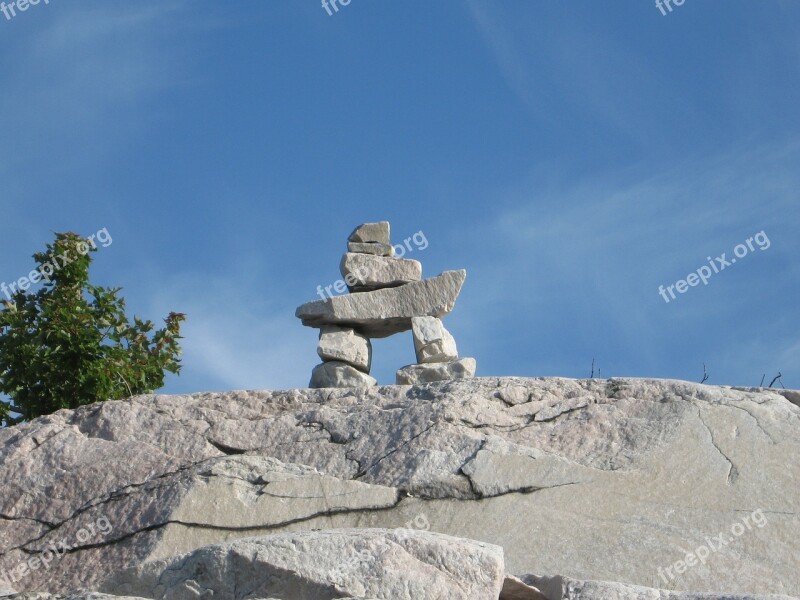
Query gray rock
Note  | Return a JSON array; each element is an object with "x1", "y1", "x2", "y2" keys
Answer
[
  {"x1": 411, "y1": 316, "x2": 458, "y2": 363},
  {"x1": 317, "y1": 326, "x2": 372, "y2": 372},
  {"x1": 1, "y1": 595, "x2": 148, "y2": 600},
  {"x1": 339, "y1": 253, "x2": 422, "y2": 292},
  {"x1": 348, "y1": 241, "x2": 394, "y2": 257},
  {"x1": 348, "y1": 222, "x2": 390, "y2": 245},
  {"x1": 103, "y1": 529, "x2": 505, "y2": 600},
  {"x1": 501, "y1": 575, "x2": 549, "y2": 599},
  {"x1": 521, "y1": 574, "x2": 798, "y2": 599},
  {"x1": 310, "y1": 361, "x2": 377, "y2": 388},
  {"x1": 296, "y1": 270, "x2": 466, "y2": 338},
  {"x1": 0, "y1": 454, "x2": 398, "y2": 593},
  {"x1": 396, "y1": 357, "x2": 476, "y2": 384},
  {"x1": 2, "y1": 378, "x2": 800, "y2": 596}
]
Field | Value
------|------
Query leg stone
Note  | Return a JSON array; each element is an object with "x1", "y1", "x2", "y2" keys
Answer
[
  {"x1": 317, "y1": 326, "x2": 372, "y2": 372},
  {"x1": 411, "y1": 316, "x2": 458, "y2": 363},
  {"x1": 311, "y1": 361, "x2": 377, "y2": 388}
]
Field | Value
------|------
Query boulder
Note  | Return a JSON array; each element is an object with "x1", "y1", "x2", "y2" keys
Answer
[
  {"x1": 339, "y1": 253, "x2": 422, "y2": 292},
  {"x1": 103, "y1": 529, "x2": 506, "y2": 600},
  {"x1": 348, "y1": 221, "x2": 390, "y2": 245},
  {"x1": 310, "y1": 361, "x2": 377, "y2": 388},
  {"x1": 396, "y1": 357, "x2": 476, "y2": 384},
  {"x1": 347, "y1": 241, "x2": 394, "y2": 257},
  {"x1": 411, "y1": 316, "x2": 458, "y2": 363},
  {"x1": 296, "y1": 270, "x2": 466, "y2": 338},
  {"x1": 317, "y1": 326, "x2": 372, "y2": 372}
]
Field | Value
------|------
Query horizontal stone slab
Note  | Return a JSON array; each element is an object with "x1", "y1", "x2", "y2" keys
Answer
[
  {"x1": 347, "y1": 241, "x2": 394, "y2": 256},
  {"x1": 340, "y1": 252, "x2": 422, "y2": 292},
  {"x1": 296, "y1": 270, "x2": 466, "y2": 338}
]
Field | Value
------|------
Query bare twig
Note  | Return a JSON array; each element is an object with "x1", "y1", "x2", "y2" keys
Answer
[
  {"x1": 768, "y1": 372, "x2": 782, "y2": 389},
  {"x1": 700, "y1": 363, "x2": 708, "y2": 384},
  {"x1": 118, "y1": 374, "x2": 133, "y2": 398},
  {"x1": 760, "y1": 374, "x2": 765, "y2": 387},
  {"x1": 590, "y1": 358, "x2": 595, "y2": 379}
]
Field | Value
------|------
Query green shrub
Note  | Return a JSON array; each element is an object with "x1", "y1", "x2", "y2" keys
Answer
[{"x1": 0, "y1": 232, "x2": 185, "y2": 426}]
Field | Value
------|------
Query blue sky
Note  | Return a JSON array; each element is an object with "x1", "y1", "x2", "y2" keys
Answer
[{"x1": 1, "y1": 0, "x2": 798, "y2": 394}]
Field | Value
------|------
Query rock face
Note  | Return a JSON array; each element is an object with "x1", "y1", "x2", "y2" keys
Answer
[
  {"x1": 521, "y1": 574, "x2": 799, "y2": 600},
  {"x1": 1, "y1": 377, "x2": 799, "y2": 598},
  {"x1": 103, "y1": 529, "x2": 506, "y2": 600},
  {"x1": 296, "y1": 269, "x2": 467, "y2": 338}
]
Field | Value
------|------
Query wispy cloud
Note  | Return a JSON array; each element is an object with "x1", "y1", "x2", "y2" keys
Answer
[
  {"x1": 0, "y1": 1, "x2": 193, "y2": 172},
  {"x1": 465, "y1": 0, "x2": 695, "y2": 144},
  {"x1": 144, "y1": 266, "x2": 317, "y2": 393},
  {"x1": 456, "y1": 139, "x2": 800, "y2": 384}
]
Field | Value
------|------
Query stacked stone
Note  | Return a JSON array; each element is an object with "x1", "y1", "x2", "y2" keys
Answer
[
  {"x1": 396, "y1": 316, "x2": 476, "y2": 385},
  {"x1": 310, "y1": 325, "x2": 375, "y2": 388},
  {"x1": 299, "y1": 221, "x2": 476, "y2": 388},
  {"x1": 340, "y1": 221, "x2": 422, "y2": 292}
]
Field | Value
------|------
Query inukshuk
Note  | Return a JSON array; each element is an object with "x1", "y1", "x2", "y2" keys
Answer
[{"x1": 295, "y1": 221, "x2": 477, "y2": 387}]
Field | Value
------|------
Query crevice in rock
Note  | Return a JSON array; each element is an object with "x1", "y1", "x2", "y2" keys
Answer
[
  {"x1": 0, "y1": 513, "x2": 56, "y2": 529},
  {"x1": 457, "y1": 418, "x2": 533, "y2": 433},
  {"x1": 206, "y1": 439, "x2": 248, "y2": 456},
  {"x1": 299, "y1": 419, "x2": 349, "y2": 445},
  {"x1": 723, "y1": 403, "x2": 780, "y2": 444},
  {"x1": 15, "y1": 494, "x2": 406, "y2": 558},
  {"x1": 457, "y1": 441, "x2": 582, "y2": 499},
  {"x1": 1, "y1": 460, "x2": 209, "y2": 556},
  {"x1": 534, "y1": 404, "x2": 590, "y2": 423},
  {"x1": 696, "y1": 407, "x2": 739, "y2": 485},
  {"x1": 354, "y1": 421, "x2": 438, "y2": 480},
  {"x1": 457, "y1": 439, "x2": 488, "y2": 497}
]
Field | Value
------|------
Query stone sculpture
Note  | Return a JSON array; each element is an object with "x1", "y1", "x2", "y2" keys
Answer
[{"x1": 295, "y1": 221, "x2": 477, "y2": 387}]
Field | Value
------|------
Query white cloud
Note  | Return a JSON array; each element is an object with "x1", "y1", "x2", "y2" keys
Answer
[{"x1": 143, "y1": 264, "x2": 318, "y2": 393}]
